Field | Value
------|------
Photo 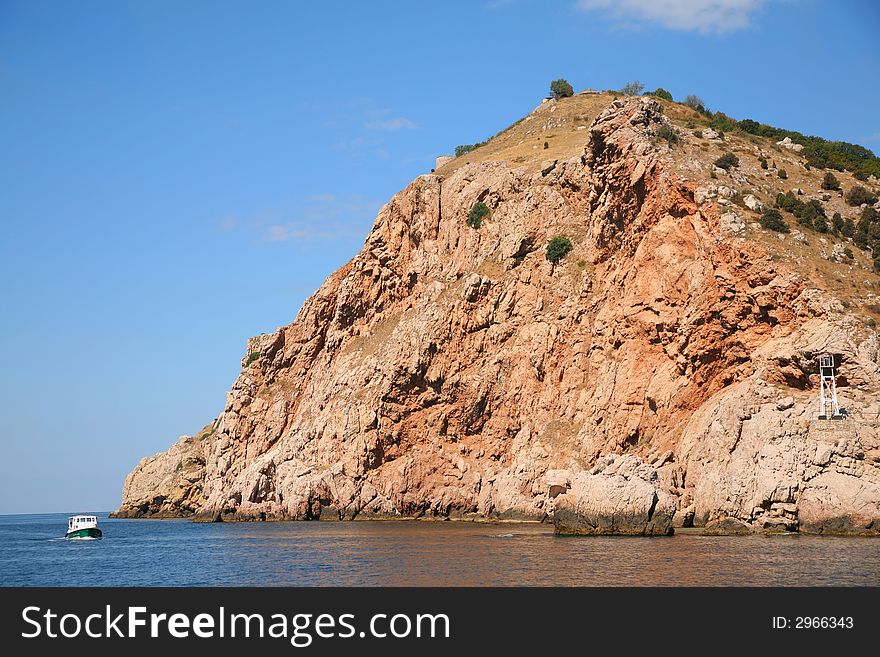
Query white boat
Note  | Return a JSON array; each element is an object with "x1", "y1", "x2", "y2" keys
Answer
[{"x1": 66, "y1": 515, "x2": 102, "y2": 539}]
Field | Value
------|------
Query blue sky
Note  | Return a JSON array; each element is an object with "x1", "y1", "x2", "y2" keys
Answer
[{"x1": 1, "y1": 0, "x2": 878, "y2": 515}]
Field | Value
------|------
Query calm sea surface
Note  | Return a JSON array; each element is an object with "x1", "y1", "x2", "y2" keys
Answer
[{"x1": 2, "y1": 513, "x2": 878, "y2": 586}]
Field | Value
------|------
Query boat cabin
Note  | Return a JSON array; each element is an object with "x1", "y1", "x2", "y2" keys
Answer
[{"x1": 68, "y1": 515, "x2": 98, "y2": 530}]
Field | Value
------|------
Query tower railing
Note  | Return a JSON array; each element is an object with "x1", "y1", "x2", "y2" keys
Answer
[{"x1": 818, "y1": 353, "x2": 841, "y2": 419}]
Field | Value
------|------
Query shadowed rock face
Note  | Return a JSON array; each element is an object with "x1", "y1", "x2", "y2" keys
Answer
[{"x1": 113, "y1": 97, "x2": 880, "y2": 535}]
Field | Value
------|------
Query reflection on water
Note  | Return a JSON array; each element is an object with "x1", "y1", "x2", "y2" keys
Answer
[{"x1": 1, "y1": 514, "x2": 878, "y2": 586}]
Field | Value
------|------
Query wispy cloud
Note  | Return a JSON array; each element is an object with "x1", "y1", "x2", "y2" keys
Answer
[
  {"x1": 319, "y1": 102, "x2": 421, "y2": 162},
  {"x1": 331, "y1": 135, "x2": 390, "y2": 162},
  {"x1": 263, "y1": 223, "x2": 344, "y2": 242},
  {"x1": 485, "y1": 0, "x2": 517, "y2": 10},
  {"x1": 263, "y1": 194, "x2": 381, "y2": 243},
  {"x1": 364, "y1": 107, "x2": 418, "y2": 132},
  {"x1": 217, "y1": 215, "x2": 240, "y2": 232},
  {"x1": 215, "y1": 194, "x2": 382, "y2": 245},
  {"x1": 366, "y1": 116, "x2": 418, "y2": 131},
  {"x1": 575, "y1": 0, "x2": 771, "y2": 34}
]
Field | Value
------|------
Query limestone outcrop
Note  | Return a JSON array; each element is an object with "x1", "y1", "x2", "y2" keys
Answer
[
  {"x1": 112, "y1": 97, "x2": 880, "y2": 535},
  {"x1": 552, "y1": 455, "x2": 675, "y2": 535}
]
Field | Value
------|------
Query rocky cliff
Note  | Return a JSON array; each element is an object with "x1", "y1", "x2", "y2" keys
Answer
[{"x1": 113, "y1": 96, "x2": 880, "y2": 535}]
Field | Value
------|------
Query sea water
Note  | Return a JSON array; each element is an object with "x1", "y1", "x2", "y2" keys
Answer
[{"x1": 1, "y1": 513, "x2": 878, "y2": 586}]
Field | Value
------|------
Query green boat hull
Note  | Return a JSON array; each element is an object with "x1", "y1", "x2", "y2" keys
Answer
[{"x1": 66, "y1": 527, "x2": 102, "y2": 539}]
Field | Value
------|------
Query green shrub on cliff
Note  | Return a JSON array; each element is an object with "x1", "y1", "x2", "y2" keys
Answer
[
  {"x1": 244, "y1": 351, "x2": 261, "y2": 367},
  {"x1": 546, "y1": 235, "x2": 573, "y2": 263},
  {"x1": 846, "y1": 185, "x2": 878, "y2": 207},
  {"x1": 455, "y1": 142, "x2": 486, "y2": 157},
  {"x1": 760, "y1": 209, "x2": 789, "y2": 233},
  {"x1": 467, "y1": 202, "x2": 490, "y2": 228},
  {"x1": 647, "y1": 87, "x2": 673, "y2": 101},
  {"x1": 656, "y1": 124, "x2": 679, "y2": 145},
  {"x1": 822, "y1": 172, "x2": 841, "y2": 191},
  {"x1": 714, "y1": 152, "x2": 739, "y2": 170}
]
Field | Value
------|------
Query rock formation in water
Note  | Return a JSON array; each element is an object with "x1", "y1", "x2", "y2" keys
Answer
[{"x1": 113, "y1": 95, "x2": 880, "y2": 535}]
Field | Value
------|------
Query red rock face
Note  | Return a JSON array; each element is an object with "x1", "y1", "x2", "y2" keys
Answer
[{"x1": 113, "y1": 98, "x2": 880, "y2": 534}]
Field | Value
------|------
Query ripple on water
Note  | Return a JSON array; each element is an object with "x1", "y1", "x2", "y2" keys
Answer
[{"x1": 1, "y1": 514, "x2": 878, "y2": 586}]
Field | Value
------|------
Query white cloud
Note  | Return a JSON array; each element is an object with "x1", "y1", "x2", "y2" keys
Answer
[
  {"x1": 365, "y1": 116, "x2": 418, "y2": 131},
  {"x1": 575, "y1": 0, "x2": 769, "y2": 34},
  {"x1": 261, "y1": 194, "x2": 382, "y2": 244},
  {"x1": 264, "y1": 224, "x2": 342, "y2": 242},
  {"x1": 217, "y1": 215, "x2": 240, "y2": 232}
]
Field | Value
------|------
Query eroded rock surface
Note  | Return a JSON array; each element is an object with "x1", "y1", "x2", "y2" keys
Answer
[
  {"x1": 113, "y1": 97, "x2": 880, "y2": 535},
  {"x1": 553, "y1": 455, "x2": 675, "y2": 535}
]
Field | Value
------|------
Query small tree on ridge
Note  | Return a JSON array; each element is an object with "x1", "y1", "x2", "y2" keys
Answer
[
  {"x1": 549, "y1": 79, "x2": 574, "y2": 99},
  {"x1": 621, "y1": 80, "x2": 645, "y2": 96}
]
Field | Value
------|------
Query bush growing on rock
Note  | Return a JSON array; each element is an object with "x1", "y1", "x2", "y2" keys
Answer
[
  {"x1": 778, "y1": 168, "x2": 788, "y2": 179},
  {"x1": 549, "y1": 79, "x2": 574, "y2": 99},
  {"x1": 714, "y1": 153, "x2": 739, "y2": 170},
  {"x1": 832, "y1": 212, "x2": 845, "y2": 233},
  {"x1": 647, "y1": 87, "x2": 673, "y2": 101},
  {"x1": 681, "y1": 110, "x2": 880, "y2": 179},
  {"x1": 656, "y1": 124, "x2": 679, "y2": 145},
  {"x1": 843, "y1": 216, "x2": 856, "y2": 237},
  {"x1": 822, "y1": 172, "x2": 841, "y2": 191},
  {"x1": 775, "y1": 192, "x2": 827, "y2": 229},
  {"x1": 808, "y1": 199, "x2": 826, "y2": 216},
  {"x1": 709, "y1": 112, "x2": 738, "y2": 134},
  {"x1": 858, "y1": 207, "x2": 880, "y2": 231},
  {"x1": 546, "y1": 235, "x2": 573, "y2": 263},
  {"x1": 467, "y1": 202, "x2": 490, "y2": 229},
  {"x1": 621, "y1": 80, "x2": 645, "y2": 96},
  {"x1": 759, "y1": 156, "x2": 768, "y2": 169},
  {"x1": 684, "y1": 95, "x2": 707, "y2": 113},
  {"x1": 846, "y1": 185, "x2": 879, "y2": 206},
  {"x1": 854, "y1": 207, "x2": 880, "y2": 252},
  {"x1": 776, "y1": 191, "x2": 798, "y2": 213},
  {"x1": 244, "y1": 351, "x2": 261, "y2": 367},
  {"x1": 760, "y1": 209, "x2": 789, "y2": 233},
  {"x1": 455, "y1": 142, "x2": 486, "y2": 157}
]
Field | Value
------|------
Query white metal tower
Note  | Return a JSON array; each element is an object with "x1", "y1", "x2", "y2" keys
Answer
[{"x1": 818, "y1": 354, "x2": 840, "y2": 419}]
